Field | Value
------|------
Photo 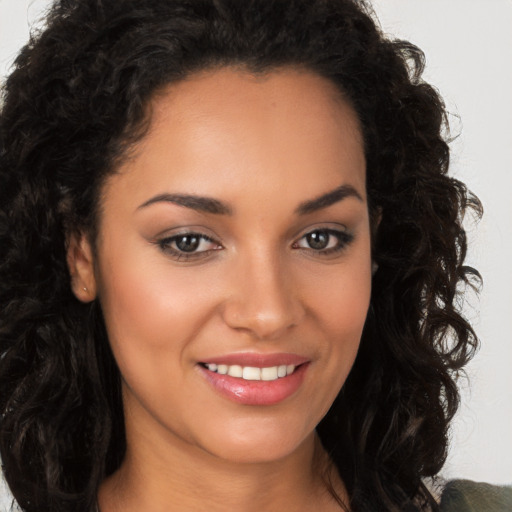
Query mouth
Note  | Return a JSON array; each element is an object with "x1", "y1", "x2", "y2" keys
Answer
[
  {"x1": 197, "y1": 354, "x2": 309, "y2": 406},
  {"x1": 199, "y1": 362, "x2": 298, "y2": 381}
]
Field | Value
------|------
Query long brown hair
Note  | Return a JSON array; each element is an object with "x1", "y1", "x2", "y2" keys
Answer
[{"x1": 0, "y1": 1, "x2": 481, "y2": 510}]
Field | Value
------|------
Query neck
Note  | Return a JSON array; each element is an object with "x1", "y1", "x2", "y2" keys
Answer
[{"x1": 98, "y1": 427, "x2": 346, "y2": 512}]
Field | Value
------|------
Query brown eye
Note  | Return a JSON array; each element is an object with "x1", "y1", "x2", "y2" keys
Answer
[
  {"x1": 175, "y1": 234, "x2": 201, "y2": 252},
  {"x1": 305, "y1": 230, "x2": 330, "y2": 250},
  {"x1": 294, "y1": 228, "x2": 354, "y2": 255},
  {"x1": 157, "y1": 232, "x2": 222, "y2": 260}
]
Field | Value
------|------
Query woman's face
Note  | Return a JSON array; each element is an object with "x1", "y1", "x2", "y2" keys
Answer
[{"x1": 77, "y1": 68, "x2": 371, "y2": 464}]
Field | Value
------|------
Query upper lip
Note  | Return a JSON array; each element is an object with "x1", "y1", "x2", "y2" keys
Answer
[{"x1": 199, "y1": 352, "x2": 310, "y2": 367}]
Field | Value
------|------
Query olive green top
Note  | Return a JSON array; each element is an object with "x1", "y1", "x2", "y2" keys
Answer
[{"x1": 440, "y1": 480, "x2": 512, "y2": 512}]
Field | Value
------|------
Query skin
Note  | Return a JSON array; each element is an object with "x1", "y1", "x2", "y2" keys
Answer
[{"x1": 69, "y1": 67, "x2": 371, "y2": 511}]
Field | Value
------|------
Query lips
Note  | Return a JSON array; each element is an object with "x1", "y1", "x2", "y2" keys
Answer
[{"x1": 198, "y1": 353, "x2": 310, "y2": 406}]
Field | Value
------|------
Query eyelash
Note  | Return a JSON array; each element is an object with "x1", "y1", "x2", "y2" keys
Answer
[
  {"x1": 292, "y1": 228, "x2": 354, "y2": 256},
  {"x1": 156, "y1": 233, "x2": 221, "y2": 262},
  {"x1": 155, "y1": 228, "x2": 354, "y2": 262}
]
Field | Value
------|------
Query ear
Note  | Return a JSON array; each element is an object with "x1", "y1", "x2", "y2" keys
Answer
[
  {"x1": 370, "y1": 205, "x2": 382, "y2": 235},
  {"x1": 370, "y1": 206, "x2": 382, "y2": 277},
  {"x1": 67, "y1": 231, "x2": 97, "y2": 302}
]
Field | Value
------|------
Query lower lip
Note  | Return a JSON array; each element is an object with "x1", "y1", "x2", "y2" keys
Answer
[{"x1": 199, "y1": 363, "x2": 309, "y2": 406}]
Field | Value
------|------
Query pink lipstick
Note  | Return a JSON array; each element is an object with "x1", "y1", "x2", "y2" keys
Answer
[{"x1": 198, "y1": 353, "x2": 309, "y2": 406}]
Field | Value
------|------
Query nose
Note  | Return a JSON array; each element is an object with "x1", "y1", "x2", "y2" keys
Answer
[{"x1": 221, "y1": 251, "x2": 305, "y2": 340}]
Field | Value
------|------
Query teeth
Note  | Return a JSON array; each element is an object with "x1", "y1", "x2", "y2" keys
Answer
[
  {"x1": 227, "y1": 365, "x2": 243, "y2": 378},
  {"x1": 242, "y1": 366, "x2": 261, "y2": 380},
  {"x1": 204, "y1": 363, "x2": 297, "y2": 380},
  {"x1": 261, "y1": 366, "x2": 278, "y2": 381}
]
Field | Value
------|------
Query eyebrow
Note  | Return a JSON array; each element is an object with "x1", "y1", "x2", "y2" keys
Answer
[
  {"x1": 137, "y1": 184, "x2": 362, "y2": 216},
  {"x1": 295, "y1": 184, "x2": 363, "y2": 215},
  {"x1": 137, "y1": 193, "x2": 232, "y2": 215}
]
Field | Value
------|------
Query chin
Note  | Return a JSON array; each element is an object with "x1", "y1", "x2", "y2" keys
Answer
[{"x1": 196, "y1": 416, "x2": 316, "y2": 465}]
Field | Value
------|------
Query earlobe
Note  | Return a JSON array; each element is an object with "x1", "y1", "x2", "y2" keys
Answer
[{"x1": 67, "y1": 232, "x2": 97, "y2": 302}]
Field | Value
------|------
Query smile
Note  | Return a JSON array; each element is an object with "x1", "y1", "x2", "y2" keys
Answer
[
  {"x1": 202, "y1": 363, "x2": 296, "y2": 381},
  {"x1": 198, "y1": 356, "x2": 309, "y2": 406}
]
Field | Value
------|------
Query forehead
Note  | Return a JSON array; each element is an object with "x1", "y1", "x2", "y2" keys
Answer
[
  {"x1": 105, "y1": 66, "x2": 366, "y2": 209},
  {"x1": 151, "y1": 66, "x2": 360, "y2": 129}
]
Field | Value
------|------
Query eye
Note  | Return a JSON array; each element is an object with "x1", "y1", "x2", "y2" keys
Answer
[
  {"x1": 156, "y1": 232, "x2": 222, "y2": 261},
  {"x1": 293, "y1": 228, "x2": 353, "y2": 254}
]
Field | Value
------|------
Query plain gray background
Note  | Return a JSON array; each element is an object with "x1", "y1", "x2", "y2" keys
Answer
[{"x1": 1, "y1": 2, "x2": 511, "y2": 507}]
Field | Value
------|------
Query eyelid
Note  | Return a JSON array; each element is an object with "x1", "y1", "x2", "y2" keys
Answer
[
  {"x1": 151, "y1": 223, "x2": 354, "y2": 262},
  {"x1": 292, "y1": 225, "x2": 354, "y2": 255},
  {"x1": 153, "y1": 229, "x2": 223, "y2": 262},
  {"x1": 151, "y1": 224, "x2": 219, "y2": 241}
]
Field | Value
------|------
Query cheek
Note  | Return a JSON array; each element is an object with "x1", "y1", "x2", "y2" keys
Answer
[
  {"x1": 305, "y1": 250, "x2": 371, "y2": 339},
  {"x1": 95, "y1": 246, "x2": 225, "y2": 435},
  {"x1": 300, "y1": 242, "x2": 372, "y2": 395},
  {"x1": 95, "y1": 240, "x2": 218, "y2": 373}
]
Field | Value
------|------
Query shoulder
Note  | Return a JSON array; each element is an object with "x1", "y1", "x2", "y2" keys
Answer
[{"x1": 439, "y1": 479, "x2": 512, "y2": 512}]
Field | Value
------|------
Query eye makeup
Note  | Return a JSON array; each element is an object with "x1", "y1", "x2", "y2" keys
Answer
[{"x1": 152, "y1": 224, "x2": 355, "y2": 264}]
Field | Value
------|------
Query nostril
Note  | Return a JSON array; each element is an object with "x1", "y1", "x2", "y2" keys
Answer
[{"x1": 220, "y1": 263, "x2": 305, "y2": 339}]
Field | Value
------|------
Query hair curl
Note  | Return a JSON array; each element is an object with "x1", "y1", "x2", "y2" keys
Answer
[{"x1": 0, "y1": 1, "x2": 481, "y2": 511}]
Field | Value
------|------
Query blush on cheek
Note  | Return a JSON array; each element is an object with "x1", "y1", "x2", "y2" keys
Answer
[
  {"x1": 314, "y1": 267, "x2": 371, "y2": 324},
  {"x1": 99, "y1": 253, "x2": 215, "y2": 357},
  {"x1": 315, "y1": 266, "x2": 371, "y2": 361}
]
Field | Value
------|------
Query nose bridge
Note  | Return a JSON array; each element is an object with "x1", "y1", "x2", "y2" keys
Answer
[{"x1": 222, "y1": 245, "x2": 303, "y2": 339}]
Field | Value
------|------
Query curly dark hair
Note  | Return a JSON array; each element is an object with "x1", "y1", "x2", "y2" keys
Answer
[{"x1": 0, "y1": 0, "x2": 481, "y2": 511}]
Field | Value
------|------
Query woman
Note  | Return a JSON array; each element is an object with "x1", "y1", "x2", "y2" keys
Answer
[{"x1": 0, "y1": 0, "x2": 486, "y2": 510}]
